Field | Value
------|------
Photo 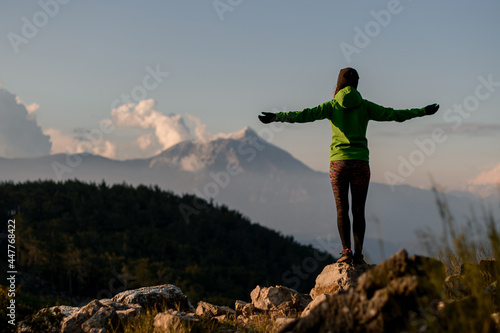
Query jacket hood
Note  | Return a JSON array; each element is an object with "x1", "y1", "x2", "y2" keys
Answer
[{"x1": 335, "y1": 86, "x2": 362, "y2": 109}]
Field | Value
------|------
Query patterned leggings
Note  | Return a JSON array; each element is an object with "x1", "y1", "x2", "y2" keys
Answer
[{"x1": 329, "y1": 160, "x2": 370, "y2": 254}]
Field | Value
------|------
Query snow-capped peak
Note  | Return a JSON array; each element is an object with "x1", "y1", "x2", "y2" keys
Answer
[{"x1": 210, "y1": 126, "x2": 257, "y2": 142}]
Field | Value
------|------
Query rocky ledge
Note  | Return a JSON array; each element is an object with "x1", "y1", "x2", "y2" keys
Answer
[{"x1": 18, "y1": 250, "x2": 500, "y2": 333}]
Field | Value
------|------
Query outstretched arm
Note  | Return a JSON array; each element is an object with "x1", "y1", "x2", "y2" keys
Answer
[
  {"x1": 367, "y1": 102, "x2": 439, "y2": 122},
  {"x1": 258, "y1": 101, "x2": 334, "y2": 124}
]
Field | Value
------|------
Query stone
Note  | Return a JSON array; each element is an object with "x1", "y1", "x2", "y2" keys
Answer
[
  {"x1": 443, "y1": 274, "x2": 470, "y2": 299},
  {"x1": 49, "y1": 305, "x2": 80, "y2": 318},
  {"x1": 235, "y1": 300, "x2": 247, "y2": 315},
  {"x1": 195, "y1": 301, "x2": 235, "y2": 318},
  {"x1": 58, "y1": 297, "x2": 147, "y2": 333},
  {"x1": 213, "y1": 314, "x2": 227, "y2": 322},
  {"x1": 250, "y1": 285, "x2": 312, "y2": 313},
  {"x1": 310, "y1": 263, "x2": 374, "y2": 299},
  {"x1": 153, "y1": 310, "x2": 199, "y2": 332},
  {"x1": 17, "y1": 306, "x2": 69, "y2": 333},
  {"x1": 492, "y1": 312, "x2": 500, "y2": 328},
  {"x1": 112, "y1": 284, "x2": 194, "y2": 312},
  {"x1": 80, "y1": 306, "x2": 117, "y2": 333},
  {"x1": 242, "y1": 302, "x2": 255, "y2": 317},
  {"x1": 300, "y1": 294, "x2": 329, "y2": 318},
  {"x1": 274, "y1": 317, "x2": 296, "y2": 332},
  {"x1": 62, "y1": 299, "x2": 103, "y2": 333},
  {"x1": 278, "y1": 250, "x2": 445, "y2": 333}
]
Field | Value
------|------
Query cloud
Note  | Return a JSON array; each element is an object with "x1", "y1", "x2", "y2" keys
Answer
[
  {"x1": 0, "y1": 88, "x2": 51, "y2": 158},
  {"x1": 111, "y1": 99, "x2": 192, "y2": 151},
  {"x1": 45, "y1": 128, "x2": 117, "y2": 159},
  {"x1": 15, "y1": 96, "x2": 39, "y2": 120},
  {"x1": 185, "y1": 114, "x2": 212, "y2": 142},
  {"x1": 464, "y1": 163, "x2": 500, "y2": 198},
  {"x1": 469, "y1": 164, "x2": 500, "y2": 186}
]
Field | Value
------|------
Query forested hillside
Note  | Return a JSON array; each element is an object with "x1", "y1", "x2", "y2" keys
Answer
[{"x1": 0, "y1": 180, "x2": 333, "y2": 312}]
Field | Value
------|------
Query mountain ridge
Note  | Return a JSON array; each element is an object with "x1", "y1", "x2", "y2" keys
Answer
[{"x1": 1, "y1": 126, "x2": 497, "y2": 263}]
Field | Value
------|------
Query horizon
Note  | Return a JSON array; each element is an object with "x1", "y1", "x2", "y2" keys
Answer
[{"x1": 1, "y1": 1, "x2": 499, "y2": 195}]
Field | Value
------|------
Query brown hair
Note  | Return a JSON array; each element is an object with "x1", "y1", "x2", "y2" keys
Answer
[{"x1": 334, "y1": 67, "x2": 359, "y2": 97}]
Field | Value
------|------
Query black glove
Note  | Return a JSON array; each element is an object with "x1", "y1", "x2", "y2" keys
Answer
[
  {"x1": 424, "y1": 103, "x2": 439, "y2": 115},
  {"x1": 258, "y1": 112, "x2": 276, "y2": 124}
]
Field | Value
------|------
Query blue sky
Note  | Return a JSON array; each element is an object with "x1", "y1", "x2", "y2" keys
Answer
[{"x1": 1, "y1": 0, "x2": 499, "y2": 193}]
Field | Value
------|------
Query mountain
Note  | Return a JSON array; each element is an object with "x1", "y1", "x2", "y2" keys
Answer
[{"x1": 1, "y1": 127, "x2": 497, "y2": 263}]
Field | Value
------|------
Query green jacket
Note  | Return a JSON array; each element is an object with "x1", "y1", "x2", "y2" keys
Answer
[{"x1": 275, "y1": 86, "x2": 426, "y2": 162}]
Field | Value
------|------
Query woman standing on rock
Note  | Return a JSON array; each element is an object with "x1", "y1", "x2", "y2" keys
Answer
[{"x1": 258, "y1": 67, "x2": 439, "y2": 265}]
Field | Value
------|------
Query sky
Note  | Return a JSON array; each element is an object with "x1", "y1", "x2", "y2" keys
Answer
[{"x1": 0, "y1": 0, "x2": 499, "y2": 194}]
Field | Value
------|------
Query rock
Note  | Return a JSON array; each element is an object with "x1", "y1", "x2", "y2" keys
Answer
[
  {"x1": 195, "y1": 301, "x2": 235, "y2": 318},
  {"x1": 213, "y1": 314, "x2": 227, "y2": 322},
  {"x1": 235, "y1": 300, "x2": 247, "y2": 315},
  {"x1": 310, "y1": 263, "x2": 374, "y2": 299},
  {"x1": 58, "y1": 297, "x2": 147, "y2": 333},
  {"x1": 492, "y1": 312, "x2": 500, "y2": 328},
  {"x1": 274, "y1": 317, "x2": 296, "y2": 332},
  {"x1": 250, "y1": 285, "x2": 312, "y2": 313},
  {"x1": 300, "y1": 294, "x2": 329, "y2": 318},
  {"x1": 62, "y1": 299, "x2": 103, "y2": 333},
  {"x1": 278, "y1": 250, "x2": 445, "y2": 333},
  {"x1": 49, "y1": 305, "x2": 80, "y2": 319},
  {"x1": 17, "y1": 306, "x2": 69, "y2": 333},
  {"x1": 443, "y1": 274, "x2": 470, "y2": 299},
  {"x1": 112, "y1": 284, "x2": 194, "y2": 312},
  {"x1": 242, "y1": 302, "x2": 256, "y2": 317},
  {"x1": 153, "y1": 310, "x2": 199, "y2": 332},
  {"x1": 80, "y1": 306, "x2": 117, "y2": 333}
]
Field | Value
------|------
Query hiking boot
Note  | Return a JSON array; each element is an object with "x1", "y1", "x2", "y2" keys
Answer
[
  {"x1": 337, "y1": 249, "x2": 353, "y2": 264},
  {"x1": 353, "y1": 253, "x2": 367, "y2": 265}
]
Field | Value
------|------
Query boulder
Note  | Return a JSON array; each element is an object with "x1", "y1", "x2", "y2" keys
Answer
[
  {"x1": 242, "y1": 302, "x2": 256, "y2": 317},
  {"x1": 61, "y1": 299, "x2": 104, "y2": 333},
  {"x1": 195, "y1": 301, "x2": 235, "y2": 318},
  {"x1": 250, "y1": 285, "x2": 311, "y2": 313},
  {"x1": 112, "y1": 284, "x2": 194, "y2": 312},
  {"x1": 278, "y1": 250, "x2": 445, "y2": 333},
  {"x1": 49, "y1": 305, "x2": 80, "y2": 319},
  {"x1": 300, "y1": 294, "x2": 329, "y2": 318},
  {"x1": 273, "y1": 317, "x2": 296, "y2": 332},
  {"x1": 234, "y1": 300, "x2": 248, "y2": 316},
  {"x1": 59, "y1": 298, "x2": 145, "y2": 333},
  {"x1": 310, "y1": 262, "x2": 374, "y2": 299},
  {"x1": 80, "y1": 306, "x2": 117, "y2": 333},
  {"x1": 153, "y1": 310, "x2": 199, "y2": 333}
]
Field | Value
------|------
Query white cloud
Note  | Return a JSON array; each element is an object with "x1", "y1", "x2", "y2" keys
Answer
[
  {"x1": 465, "y1": 164, "x2": 500, "y2": 198},
  {"x1": 0, "y1": 88, "x2": 51, "y2": 158},
  {"x1": 136, "y1": 133, "x2": 155, "y2": 150},
  {"x1": 44, "y1": 128, "x2": 117, "y2": 159},
  {"x1": 469, "y1": 164, "x2": 500, "y2": 186},
  {"x1": 180, "y1": 154, "x2": 205, "y2": 172},
  {"x1": 185, "y1": 114, "x2": 212, "y2": 142},
  {"x1": 111, "y1": 99, "x2": 192, "y2": 151},
  {"x1": 15, "y1": 96, "x2": 39, "y2": 120},
  {"x1": 93, "y1": 140, "x2": 117, "y2": 159},
  {"x1": 44, "y1": 128, "x2": 76, "y2": 154}
]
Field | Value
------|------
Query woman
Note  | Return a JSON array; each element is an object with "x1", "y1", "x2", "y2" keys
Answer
[{"x1": 258, "y1": 67, "x2": 439, "y2": 264}]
